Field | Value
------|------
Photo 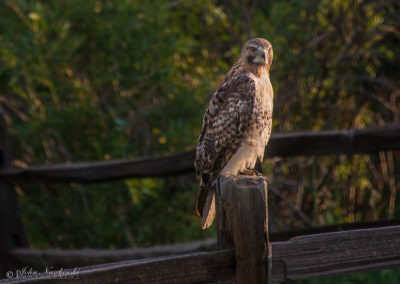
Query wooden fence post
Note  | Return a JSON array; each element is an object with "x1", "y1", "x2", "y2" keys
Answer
[
  {"x1": 216, "y1": 175, "x2": 271, "y2": 283},
  {"x1": 0, "y1": 111, "x2": 28, "y2": 275}
]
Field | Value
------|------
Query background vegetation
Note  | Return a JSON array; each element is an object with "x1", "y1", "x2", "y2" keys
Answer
[{"x1": 1, "y1": 0, "x2": 399, "y2": 282}]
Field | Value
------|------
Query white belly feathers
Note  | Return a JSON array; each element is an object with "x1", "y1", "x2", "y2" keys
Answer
[
  {"x1": 220, "y1": 75, "x2": 272, "y2": 176},
  {"x1": 220, "y1": 127, "x2": 268, "y2": 176}
]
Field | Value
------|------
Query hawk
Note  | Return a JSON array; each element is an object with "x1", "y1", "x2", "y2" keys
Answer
[{"x1": 195, "y1": 38, "x2": 274, "y2": 229}]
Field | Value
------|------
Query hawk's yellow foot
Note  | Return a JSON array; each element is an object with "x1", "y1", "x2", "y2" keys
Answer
[{"x1": 239, "y1": 168, "x2": 263, "y2": 176}]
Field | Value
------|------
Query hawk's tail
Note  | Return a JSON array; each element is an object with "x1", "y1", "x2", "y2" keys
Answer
[{"x1": 196, "y1": 177, "x2": 217, "y2": 229}]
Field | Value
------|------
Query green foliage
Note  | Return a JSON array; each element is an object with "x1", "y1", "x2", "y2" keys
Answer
[
  {"x1": 1, "y1": 0, "x2": 399, "y2": 281},
  {"x1": 1, "y1": 0, "x2": 226, "y2": 248}
]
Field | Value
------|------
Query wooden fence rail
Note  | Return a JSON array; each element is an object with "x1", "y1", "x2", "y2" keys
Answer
[
  {"x1": 1, "y1": 225, "x2": 400, "y2": 283},
  {"x1": 4, "y1": 218, "x2": 400, "y2": 270},
  {"x1": 8, "y1": 239, "x2": 217, "y2": 269},
  {"x1": 1, "y1": 124, "x2": 399, "y2": 183}
]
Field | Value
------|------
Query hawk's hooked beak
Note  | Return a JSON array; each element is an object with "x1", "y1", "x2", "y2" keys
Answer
[
  {"x1": 252, "y1": 46, "x2": 270, "y2": 65},
  {"x1": 256, "y1": 47, "x2": 267, "y2": 63}
]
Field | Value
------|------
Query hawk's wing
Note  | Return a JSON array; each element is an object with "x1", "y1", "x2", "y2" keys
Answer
[{"x1": 195, "y1": 74, "x2": 257, "y2": 228}]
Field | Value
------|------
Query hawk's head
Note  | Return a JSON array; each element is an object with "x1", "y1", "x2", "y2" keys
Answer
[{"x1": 241, "y1": 38, "x2": 273, "y2": 67}]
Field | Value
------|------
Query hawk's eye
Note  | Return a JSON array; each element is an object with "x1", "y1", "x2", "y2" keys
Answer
[{"x1": 250, "y1": 47, "x2": 257, "y2": 52}]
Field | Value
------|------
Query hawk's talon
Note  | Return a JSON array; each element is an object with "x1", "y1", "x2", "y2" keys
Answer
[{"x1": 239, "y1": 168, "x2": 263, "y2": 176}]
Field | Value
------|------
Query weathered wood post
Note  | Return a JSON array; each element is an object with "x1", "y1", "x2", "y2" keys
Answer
[
  {"x1": 0, "y1": 111, "x2": 28, "y2": 275},
  {"x1": 216, "y1": 175, "x2": 271, "y2": 283}
]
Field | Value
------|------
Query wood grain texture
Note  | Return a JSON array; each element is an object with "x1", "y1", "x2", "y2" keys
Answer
[
  {"x1": 265, "y1": 124, "x2": 400, "y2": 157},
  {"x1": 272, "y1": 225, "x2": 400, "y2": 280},
  {"x1": 0, "y1": 151, "x2": 195, "y2": 183},
  {"x1": 0, "y1": 250, "x2": 235, "y2": 284},
  {"x1": 1, "y1": 124, "x2": 399, "y2": 183},
  {"x1": 2, "y1": 226, "x2": 400, "y2": 283},
  {"x1": 7, "y1": 218, "x2": 400, "y2": 272},
  {"x1": 270, "y1": 218, "x2": 400, "y2": 241},
  {"x1": 8, "y1": 238, "x2": 217, "y2": 269},
  {"x1": 216, "y1": 176, "x2": 270, "y2": 283}
]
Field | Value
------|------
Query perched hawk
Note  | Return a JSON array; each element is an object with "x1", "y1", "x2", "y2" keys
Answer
[{"x1": 195, "y1": 38, "x2": 274, "y2": 229}]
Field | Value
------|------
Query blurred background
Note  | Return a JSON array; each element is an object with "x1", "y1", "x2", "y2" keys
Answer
[{"x1": 1, "y1": 0, "x2": 399, "y2": 283}]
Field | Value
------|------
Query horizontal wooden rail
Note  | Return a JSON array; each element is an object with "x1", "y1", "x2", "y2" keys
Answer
[
  {"x1": 6, "y1": 219, "x2": 400, "y2": 270},
  {"x1": 273, "y1": 225, "x2": 400, "y2": 280},
  {"x1": 1, "y1": 250, "x2": 237, "y2": 284},
  {"x1": 1, "y1": 124, "x2": 399, "y2": 183},
  {"x1": 268, "y1": 123, "x2": 400, "y2": 156},
  {"x1": 270, "y1": 217, "x2": 400, "y2": 241},
  {"x1": 7, "y1": 238, "x2": 217, "y2": 269},
  {"x1": 1, "y1": 225, "x2": 400, "y2": 283},
  {"x1": 0, "y1": 151, "x2": 195, "y2": 183}
]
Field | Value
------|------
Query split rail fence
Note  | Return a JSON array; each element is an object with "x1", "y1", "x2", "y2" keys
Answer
[{"x1": 1, "y1": 111, "x2": 400, "y2": 283}]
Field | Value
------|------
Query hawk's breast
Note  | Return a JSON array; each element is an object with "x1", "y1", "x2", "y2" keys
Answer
[{"x1": 220, "y1": 74, "x2": 273, "y2": 176}]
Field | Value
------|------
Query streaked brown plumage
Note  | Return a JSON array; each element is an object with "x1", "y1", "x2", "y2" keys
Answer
[{"x1": 195, "y1": 38, "x2": 274, "y2": 229}]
